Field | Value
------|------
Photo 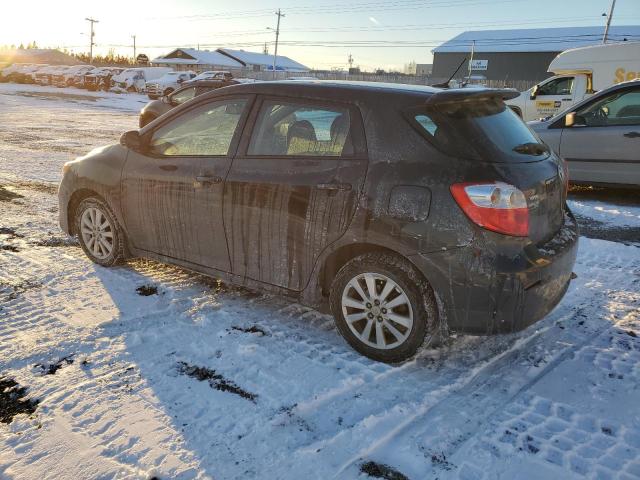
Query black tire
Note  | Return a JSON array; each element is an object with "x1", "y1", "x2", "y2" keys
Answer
[
  {"x1": 75, "y1": 197, "x2": 127, "y2": 267},
  {"x1": 330, "y1": 252, "x2": 438, "y2": 363}
]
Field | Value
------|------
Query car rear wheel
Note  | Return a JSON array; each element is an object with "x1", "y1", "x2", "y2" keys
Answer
[
  {"x1": 330, "y1": 252, "x2": 438, "y2": 363},
  {"x1": 75, "y1": 197, "x2": 126, "y2": 267}
]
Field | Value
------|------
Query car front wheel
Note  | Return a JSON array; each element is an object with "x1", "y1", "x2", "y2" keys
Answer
[
  {"x1": 330, "y1": 252, "x2": 438, "y2": 363},
  {"x1": 75, "y1": 197, "x2": 126, "y2": 266}
]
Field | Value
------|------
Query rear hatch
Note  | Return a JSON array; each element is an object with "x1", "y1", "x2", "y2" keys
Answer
[{"x1": 413, "y1": 89, "x2": 565, "y2": 243}]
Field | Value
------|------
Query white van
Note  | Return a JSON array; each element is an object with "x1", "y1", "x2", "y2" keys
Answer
[
  {"x1": 111, "y1": 67, "x2": 173, "y2": 93},
  {"x1": 507, "y1": 42, "x2": 640, "y2": 121}
]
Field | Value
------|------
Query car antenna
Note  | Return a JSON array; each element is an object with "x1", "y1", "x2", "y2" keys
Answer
[{"x1": 431, "y1": 57, "x2": 467, "y2": 89}]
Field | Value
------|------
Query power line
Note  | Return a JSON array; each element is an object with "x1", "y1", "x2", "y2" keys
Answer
[{"x1": 143, "y1": 0, "x2": 530, "y2": 21}]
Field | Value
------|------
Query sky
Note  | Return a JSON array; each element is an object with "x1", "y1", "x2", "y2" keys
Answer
[{"x1": 1, "y1": 0, "x2": 639, "y2": 71}]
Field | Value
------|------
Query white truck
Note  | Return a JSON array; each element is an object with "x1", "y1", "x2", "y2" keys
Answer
[
  {"x1": 507, "y1": 42, "x2": 640, "y2": 121},
  {"x1": 145, "y1": 71, "x2": 196, "y2": 99},
  {"x1": 111, "y1": 67, "x2": 173, "y2": 93}
]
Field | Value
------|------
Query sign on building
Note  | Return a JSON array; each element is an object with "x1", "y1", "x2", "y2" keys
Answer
[{"x1": 470, "y1": 59, "x2": 488, "y2": 71}]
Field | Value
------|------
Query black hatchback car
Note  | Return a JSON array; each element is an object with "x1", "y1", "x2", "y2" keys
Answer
[{"x1": 59, "y1": 81, "x2": 578, "y2": 362}]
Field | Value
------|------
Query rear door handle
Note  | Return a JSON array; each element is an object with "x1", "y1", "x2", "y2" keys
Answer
[
  {"x1": 316, "y1": 183, "x2": 352, "y2": 191},
  {"x1": 196, "y1": 175, "x2": 223, "y2": 184},
  {"x1": 623, "y1": 131, "x2": 640, "y2": 138}
]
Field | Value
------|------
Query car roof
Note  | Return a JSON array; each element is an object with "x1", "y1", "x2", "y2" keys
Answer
[
  {"x1": 217, "y1": 79, "x2": 442, "y2": 97},
  {"x1": 198, "y1": 80, "x2": 519, "y2": 107}
]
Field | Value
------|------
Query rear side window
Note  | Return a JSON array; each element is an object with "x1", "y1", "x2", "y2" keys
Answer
[
  {"x1": 411, "y1": 99, "x2": 546, "y2": 162},
  {"x1": 170, "y1": 86, "x2": 196, "y2": 105},
  {"x1": 248, "y1": 100, "x2": 353, "y2": 156}
]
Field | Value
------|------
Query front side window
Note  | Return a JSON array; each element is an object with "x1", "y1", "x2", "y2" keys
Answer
[
  {"x1": 537, "y1": 77, "x2": 574, "y2": 96},
  {"x1": 576, "y1": 88, "x2": 640, "y2": 127},
  {"x1": 149, "y1": 99, "x2": 246, "y2": 156},
  {"x1": 248, "y1": 100, "x2": 352, "y2": 156},
  {"x1": 170, "y1": 86, "x2": 196, "y2": 105}
]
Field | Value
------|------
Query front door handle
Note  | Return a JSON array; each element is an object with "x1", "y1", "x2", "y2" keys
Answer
[
  {"x1": 196, "y1": 175, "x2": 223, "y2": 184},
  {"x1": 623, "y1": 131, "x2": 640, "y2": 138},
  {"x1": 316, "y1": 182, "x2": 352, "y2": 191}
]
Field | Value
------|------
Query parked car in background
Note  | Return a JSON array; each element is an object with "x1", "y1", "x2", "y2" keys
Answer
[
  {"x1": 6, "y1": 64, "x2": 39, "y2": 83},
  {"x1": 145, "y1": 71, "x2": 196, "y2": 99},
  {"x1": 35, "y1": 65, "x2": 69, "y2": 85},
  {"x1": 139, "y1": 78, "x2": 240, "y2": 127},
  {"x1": 530, "y1": 79, "x2": 640, "y2": 187},
  {"x1": 59, "y1": 81, "x2": 578, "y2": 363},
  {"x1": 52, "y1": 65, "x2": 93, "y2": 87},
  {"x1": 73, "y1": 66, "x2": 100, "y2": 88},
  {"x1": 82, "y1": 67, "x2": 124, "y2": 91},
  {"x1": 188, "y1": 70, "x2": 233, "y2": 82},
  {"x1": 111, "y1": 67, "x2": 173, "y2": 93},
  {"x1": 508, "y1": 42, "x2": 640, "y2": 121}
]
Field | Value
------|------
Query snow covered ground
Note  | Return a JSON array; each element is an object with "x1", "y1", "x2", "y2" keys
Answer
[{"x1": 1, "y1": 83, "x2": 639, "y2": 480}]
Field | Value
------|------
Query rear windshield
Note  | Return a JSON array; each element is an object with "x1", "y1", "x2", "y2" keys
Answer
[{"x1": 411, "y1": 98, "x2": 548, "y2": 162}]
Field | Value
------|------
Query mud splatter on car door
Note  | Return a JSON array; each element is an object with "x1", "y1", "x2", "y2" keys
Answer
[
  {"x1": 223, "y1": 98, "x2": 367, "y2": 290},
  {"x1": 122, "y1": 97, "x2": 251, "y2": 270}
]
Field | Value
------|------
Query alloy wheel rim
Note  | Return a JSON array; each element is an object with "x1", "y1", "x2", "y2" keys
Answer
[
  {"x1": 80, "y1": 207, "x2": 114, "y2": 260},
  {"x1": 341, "y1": 273, "x2": 413, "y2": 350}
]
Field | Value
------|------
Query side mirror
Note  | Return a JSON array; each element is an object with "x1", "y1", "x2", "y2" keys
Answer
[
  {"x1": 565, "y1": 112, "x2": 586, "y2": 128},
  {"x1": 120, "y1": 130, "x2": 143, "y2": 150},
  {"x1": 530, "y1": 84, "x2": 539, "y2": 100},
  {"x1": 565, "y1": 112, "x2": 576, "y2": 127}
]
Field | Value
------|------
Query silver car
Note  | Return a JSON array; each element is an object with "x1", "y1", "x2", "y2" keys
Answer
[{"x1": 529, "y1": 80, "x2": 640, "y2": 187}]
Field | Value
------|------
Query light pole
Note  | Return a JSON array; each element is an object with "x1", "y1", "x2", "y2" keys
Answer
[
  {"x1": 267, "y1": 9, "x2": 285, "y2": 79},
  {"x1": 132, "y1": 34, "x2": 136, "y2": 61},
  {"x1": 85, "y1": 17, "x2": 98, "y2": 64}
]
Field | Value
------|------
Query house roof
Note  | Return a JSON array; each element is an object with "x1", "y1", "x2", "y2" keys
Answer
[
  {"x1": 150, "y1": 49, "x2": 244, "y2": 68},
  {"x1": 217, "y1": 48, "x2": 309, "y2": 71},
  {"x1": 433, "y1": 25, "x2": 640, "y2": 53}
]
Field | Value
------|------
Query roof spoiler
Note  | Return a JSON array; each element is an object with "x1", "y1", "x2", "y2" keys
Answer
[{"x1": 426, "y1": 88, "x2": 519, "y2": 106}]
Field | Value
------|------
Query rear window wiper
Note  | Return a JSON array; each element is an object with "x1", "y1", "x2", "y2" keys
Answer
[{"x1": 512, "y1": 142, "x2": 549, "y2": 156}]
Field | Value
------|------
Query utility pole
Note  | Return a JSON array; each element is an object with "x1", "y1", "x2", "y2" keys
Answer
[
  {"x1": 132, "y1": 34, "x2": 136, "y2": 60},
  {"x1": 272, "y1": 9, "x2": 284, "y2": 79},
  {"x1": 85, "y1": 17, "x2": 98, "y2": 64},
  {"x1": 348, "y1": 54, "x2": 354, "y2": 70},
  {"x1": 603, "y1": 0, "x2": 616, "y2": 43}
]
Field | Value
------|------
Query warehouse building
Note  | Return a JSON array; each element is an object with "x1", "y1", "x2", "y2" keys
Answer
[
  {"x1": 431, "y1": 25, "x2": 640, "y2": 84},
  {"x1": 151, "y1": 48, "x2": 309, "y2": 73}
]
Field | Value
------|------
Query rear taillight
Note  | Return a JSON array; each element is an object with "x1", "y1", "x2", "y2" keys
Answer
[{"x1": 450, "y1": 182, "x2": 529, "y2": 237}]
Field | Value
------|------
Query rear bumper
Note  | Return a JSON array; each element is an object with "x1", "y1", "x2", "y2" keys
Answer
[{"x1": 410, "y1": 209, "x2": 579, "y2": 335}]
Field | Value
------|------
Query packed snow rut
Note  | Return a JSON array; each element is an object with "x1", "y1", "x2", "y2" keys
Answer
[{"x1": 1, "y1": 84, "x2": 639, "y2": 480}]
